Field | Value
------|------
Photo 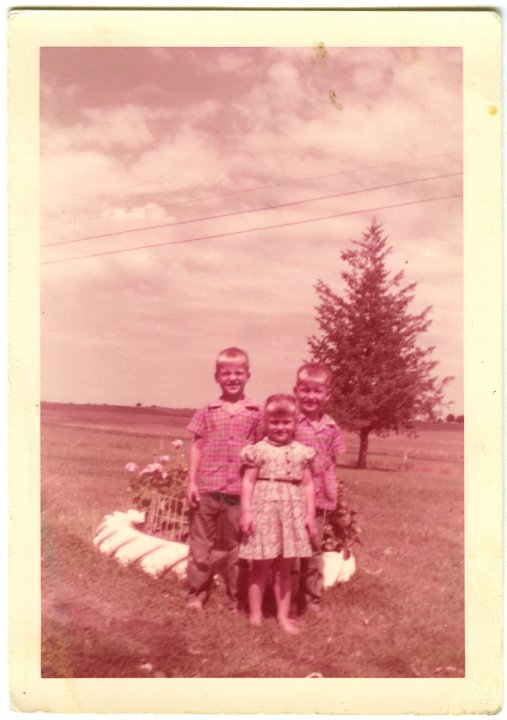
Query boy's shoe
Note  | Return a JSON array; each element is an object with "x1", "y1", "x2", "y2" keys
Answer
[{"x1": 186, "y1": 597, "x2": 204, "y2": 611}]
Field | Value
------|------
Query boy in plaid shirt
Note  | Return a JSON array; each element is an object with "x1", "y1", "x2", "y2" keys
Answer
[
  {"x1": 185, "y1": 347, "x2": 261, "y2": 610},
  {"x1": 293, "y1": 363, "x2": 346, "y2": 613}
]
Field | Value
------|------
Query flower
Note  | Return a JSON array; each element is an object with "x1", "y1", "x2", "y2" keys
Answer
[
  {"x1": 125, "y1": 462, "x2": 140, "y2": 473},
  {"x1": 322, "y1": 499, "x2": 362, "y2": 553},
  {"x1": 144, "y1": 462, "x2": 164, "y2": 474},
  {"x1": 171, "y1": 439, "x2": 184, "y2": 449},
  {"x1": 126, "y1": 453, "x2": 188, "y2": 513}
]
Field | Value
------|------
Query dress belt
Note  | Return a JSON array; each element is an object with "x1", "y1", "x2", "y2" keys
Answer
[{"x1": 257, "y1": 476, "x2": 301, "y2": 484}]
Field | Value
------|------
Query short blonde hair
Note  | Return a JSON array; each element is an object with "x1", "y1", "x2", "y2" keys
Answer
[
  {"x1": 216, "y1": 347, "x2": 249, "y2": 371},
  {"x1": 264, "y1": 394, "x2": 298, "y2": 417},
  {"x1": 296, "y1": 362, "x2": 332, "y2": 387}
]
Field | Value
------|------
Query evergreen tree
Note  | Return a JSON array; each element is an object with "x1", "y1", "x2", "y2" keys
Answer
[{"x1": 308, "y1": 221, "x2": 451, "y2": 468}]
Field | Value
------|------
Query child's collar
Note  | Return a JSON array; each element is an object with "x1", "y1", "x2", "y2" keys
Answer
[
  {"x1": 264, "y1": 437, "x2": 295, "y2": 448},
  {"x1": 208, "y1": 396, "x2": 260, "y2": 410},
  {"x1": 298, "y1": 412, "x2": 336, "y2": 427}
]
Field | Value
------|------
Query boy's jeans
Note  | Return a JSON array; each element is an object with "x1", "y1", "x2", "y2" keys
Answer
[
  {"x1": 187, "y1": 492, "x2": 241, "y2": 605},
  {"x1": 292, "y1": 511, "x2": 325, "y2": 611}
]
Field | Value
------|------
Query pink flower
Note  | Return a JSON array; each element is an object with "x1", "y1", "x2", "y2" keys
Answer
[
  {"x1": 124, "y1": 462, "x2": 140, "y2": 473},
  {"x1": 157, "y1": 455, "x2": 170, "y2": 464},
  {"x1": 171, "y1": 439, "x2": 184, "y2": 449},
  {"x1": 146, "y1": 462, "x2": 164, "y2": 473},
  {"x1": 139, "y1": 463, "x2": 163, "y2": 476}
]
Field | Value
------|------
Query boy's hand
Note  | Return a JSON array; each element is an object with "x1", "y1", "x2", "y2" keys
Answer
[
  {"x1": 185, "y1": 481, "x2": 200, "y2": 508},
  {"x1": 305, "y1": 515, "x2": 317, "y2": 540},
  {"x1": 240, "y1": 511, "x2": 254, "y2": 536}
]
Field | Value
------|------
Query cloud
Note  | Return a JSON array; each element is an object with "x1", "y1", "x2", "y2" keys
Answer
[
  {"x1": 148, "y1": 48, "x2": 176, "y2": 64},
  {"x1": 41, "y1": 148, "x2": 128, "y2": 219},
  {"x1": 129, "y1": 127, "x2": 226, "y2": 192},
  {"x1": 101, "y1": 203, "x2": 175, "y2": 222},
  {"x1": 42, "y1": 104, "x2": 155, "y2": 152},
  {"x1": 267, "y1": 61, "x2": 301, "y2": 98},
  {"x1": 215, "y1": 52, "x2": 252, "y2": 74},
  {"x1": 80, "y1": 104, "x2": 155, "y2": 148}
]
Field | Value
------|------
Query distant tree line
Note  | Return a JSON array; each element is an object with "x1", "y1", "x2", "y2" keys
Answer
[{"x1": 445, "y1": 413, "x2": 464, "y2": 424}]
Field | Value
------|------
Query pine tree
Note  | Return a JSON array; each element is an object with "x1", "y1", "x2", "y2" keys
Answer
[{"x1": 308, "y1": 221, "x2": 451, "y2": 468}]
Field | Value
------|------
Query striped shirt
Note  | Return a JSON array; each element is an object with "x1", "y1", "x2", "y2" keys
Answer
[
  {"x1": 187, "y1": 397, "x2": 262, "y2": 495},
  {"x1": 295, "y1": 413, "x2": 346, "y2": 511}
]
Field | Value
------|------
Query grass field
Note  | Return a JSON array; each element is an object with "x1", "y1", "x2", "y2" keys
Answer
[{"x1": 41, "y1": 403, "x2": 464, "y2": 678}]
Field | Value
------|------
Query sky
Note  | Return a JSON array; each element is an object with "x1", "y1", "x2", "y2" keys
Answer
[{"x1": 40, "y1": 46, "x2": 463, "y2": 415}]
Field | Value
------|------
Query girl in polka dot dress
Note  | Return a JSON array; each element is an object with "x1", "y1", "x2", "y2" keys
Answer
[{"x1": 239, "y1": 394, "x2": 316, "y2": 634}]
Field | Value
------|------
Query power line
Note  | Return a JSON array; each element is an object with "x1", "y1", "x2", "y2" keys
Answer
[
  {"x1": 41, "y1": 151, "x2": 459, "y2": 230},
  {"x1": 42, "y1": 171, "x2": 462, "y2": 249},
  {"x1": 41, "y1": 192, "x2": 462, "y2": 266}
]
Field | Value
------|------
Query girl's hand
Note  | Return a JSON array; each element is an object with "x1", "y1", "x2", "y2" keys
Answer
[
  {"x1": 240, "y1": 511, "x2": 254, "y2": 536},
  {"x1": 305, "y1": 515, "x2": 317, "y2": 539}
]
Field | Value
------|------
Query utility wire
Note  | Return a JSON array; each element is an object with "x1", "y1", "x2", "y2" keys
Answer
[
  {"x1": 41, "y1": 150, "x2": 459, "y2": 230},
  {"x1": 43, "y1": 171, "x2": 462, "y2": 249},
  {"x1": 41, "y1": 192, "x2": 462, "y2": 266}
]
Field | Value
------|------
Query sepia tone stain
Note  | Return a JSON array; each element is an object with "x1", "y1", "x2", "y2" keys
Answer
[
  {"x1": 314, "y1": 41, "x2": 327, "y2": 62},
  {"x1": 312, "y1": 41, "x2": 329, "y2": 76},
  {"x1": 488, "y1": 104, "x2": 498, "y2": 116},
  {"x1": 329, "y1": 89, "x2": 342, "y2": 112}
]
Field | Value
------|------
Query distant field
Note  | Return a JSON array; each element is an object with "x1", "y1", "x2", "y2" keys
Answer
[
  {"x1": 41, "y1": 402, "x2": 464, "y2": 678},
  {"x1": 41, "y1": 402, "x2": 463, "y2": 460},
  {"x1": 41, "y1": 402, "x2": 195, "y2": 437}
]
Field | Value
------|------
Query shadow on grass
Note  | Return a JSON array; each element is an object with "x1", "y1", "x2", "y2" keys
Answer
[
  {"x1": 42, "y1": 615, "x2": 143, "y2": 678},
  {"x1": 42, "y1": 610, "x2": 201, "y2": 678},
  {"x1": 42, "y1": 525, "x2": 200, "y2": 678}
]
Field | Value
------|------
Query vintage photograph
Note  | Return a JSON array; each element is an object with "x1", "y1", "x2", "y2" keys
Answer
[
  {"x1": 7, "y1": 6, "x2": 502, "y2": 715},
  {"x1": 39, "y1": 44, "x2": 465, "y2": 679}
]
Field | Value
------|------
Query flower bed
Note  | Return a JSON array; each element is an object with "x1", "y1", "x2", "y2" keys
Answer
[
  {"x1": 322, "y1": 503, "x2": 362, "y2": 558},
  {"x1": 125, "y1": 439, "x2": 189, "y2": 542}
]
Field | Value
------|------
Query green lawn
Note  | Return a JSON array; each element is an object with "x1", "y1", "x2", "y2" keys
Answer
[{"x1": 41, "y1": 405, "x2": 464, "y2": 678}]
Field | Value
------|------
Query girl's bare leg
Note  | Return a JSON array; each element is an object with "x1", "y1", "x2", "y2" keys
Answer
[
  {"x1": 273, "y1": 557, "x2": 300, "y2": 634},
  {"x1": 248, "y1": 560, "x2": 271, "y2": 626}
]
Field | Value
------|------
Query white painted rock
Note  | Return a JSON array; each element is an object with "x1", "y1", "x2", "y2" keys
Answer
[
  {"x1": 322, "y1": 550, "x2": 356, "y2": 588},
  {"x1": 93, "y1": 510, "x2": 189, "y2": 578}
]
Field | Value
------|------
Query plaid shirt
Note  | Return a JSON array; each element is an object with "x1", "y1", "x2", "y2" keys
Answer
[
  {"x1": 295, "y1": 413, "x2": 346, "y2": 511},
  {"x1": 187, "y1": 397, "x2": 262, "y2": 495}
]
